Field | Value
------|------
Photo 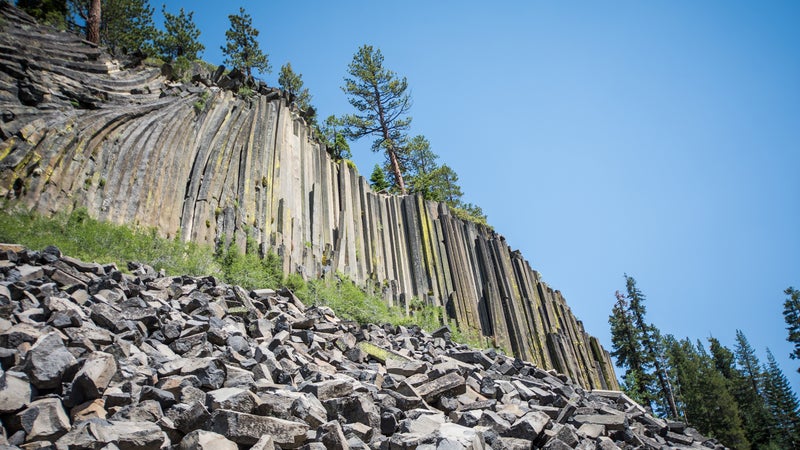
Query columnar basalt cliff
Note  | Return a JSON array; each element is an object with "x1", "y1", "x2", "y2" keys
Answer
[{"x1": 0, "y1": 5, "x2": 617, "y2": 390}]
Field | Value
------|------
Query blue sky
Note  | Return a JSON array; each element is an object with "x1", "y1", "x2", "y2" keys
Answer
[{"x1": 156, "y1": 1, "x2": 800, "y2": 390}]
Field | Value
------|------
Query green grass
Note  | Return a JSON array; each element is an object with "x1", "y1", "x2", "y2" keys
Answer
[
  {"x1": 0, "y1": 208, "x2": 490, "y2": 347},
  {"x1": 0, "y1": 208, "x2": 220, "y2": 277}
]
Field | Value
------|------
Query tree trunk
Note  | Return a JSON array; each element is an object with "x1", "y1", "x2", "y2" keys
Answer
[
  {"x1": 86, "y1": 0, "x2": 101, "y2": 45},
  {"x1": 387, "y1": 145, "x2": 406, "y2": 195},
  {"x1": 374, "y1": 87, "x2": 406, "y2": 195}
]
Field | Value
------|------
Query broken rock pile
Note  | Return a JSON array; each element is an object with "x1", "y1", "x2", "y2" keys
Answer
[{"x1": 0, "y1": 246, "x2": 725, "y2": 449}]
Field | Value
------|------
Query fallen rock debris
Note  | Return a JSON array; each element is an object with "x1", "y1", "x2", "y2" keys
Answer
[{"x1": 0, "y1": 245, "x2": 726, "y2": 449}]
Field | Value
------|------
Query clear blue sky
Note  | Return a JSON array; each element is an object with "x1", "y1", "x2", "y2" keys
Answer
[{"x1": 157, "y1": 1, "x2": 800, "y2": 390}]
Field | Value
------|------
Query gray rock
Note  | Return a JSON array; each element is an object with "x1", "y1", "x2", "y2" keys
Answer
[
  {"x1": 572, "y1": 414, "x2": 626, "y2": 431},
  {"x1": 595, "y1": 436, "x2": 621, "y2": 450},
  {"x1": 72, "y1": 351, "x2": 116, "y2": 401},
  {"x1": 139, "y1": 386, "x2": 177, "y2": 410},
  {"x1": 477, "y1": 410, "x2": 511, "y2": 433},
  {"x1": 0, "y1": 371, "x2": 31, "y2": 413},
  {"x1": 209, "y1": 409, "x2": 309, "y2": 447},
  {"x1": 166, "y1": 402, "x2": 210, "y2": 434},
  {"x1": 17, "y1": 397, "x2": 71, "y2": 442},
  {"x1": 250, "y1": 435, "x2": 276, "y2": 450},
  {"x1": 300, "y1": 378, "x2": 354, "y2": 401},
  {"x1": 318, "y1": 421, "x2": 349, "y2": 450},
  {"x1": 576, "y1": 423, "x2": 604, "y2": 439},
  {"x1": 415, "y1": 372, "x2": 467, "y2": 403},
  {"x1": 24, "y1": 332, "x2": 77, "y2": 389},
  {"x1": 89, "y1": 420, "x2": 165, "y2": 450},
  {"x1": 178, "y1": 430, "x2": 238, "y2": 450},
  {"x1": 291, "y1": 394, "x2": 327, "y2": 428},
  {"x1": 206, "y1": 387, "x2": 258, "y2": 413},
  {"x1": 504, "y1": 411, "x2": 550, "y2": 440},
  {"x1": 180, "y1": 358, "x2": 226, "y2": 390}
]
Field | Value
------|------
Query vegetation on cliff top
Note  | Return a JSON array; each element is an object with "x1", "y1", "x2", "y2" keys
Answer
[{"x1": 14, "y1": 0, "x2": 488, "y2": 227}]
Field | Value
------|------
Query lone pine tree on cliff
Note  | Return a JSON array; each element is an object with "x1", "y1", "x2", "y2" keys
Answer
[
  {"x1": 342, "y1": 45, "x2": 412, "y2": 194},
  {"x1": 222, "y1": 7, "x2": 270, "y2": 78}
]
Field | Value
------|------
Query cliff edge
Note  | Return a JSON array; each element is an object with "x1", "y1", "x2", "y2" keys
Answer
[{"x1": 0, "y1": 4, "x2": 617, "y2": 390}]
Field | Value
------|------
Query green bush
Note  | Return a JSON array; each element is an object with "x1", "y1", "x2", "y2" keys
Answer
[
  {"x1": 237, "y1": 86, "x2": 254, "y2": 99},
  {"x1": 216, "y1": 235, "x2": 282, "y2": 290},
  {"x1": 193, "y1": 91, "x2": 210, "y2": 114}
]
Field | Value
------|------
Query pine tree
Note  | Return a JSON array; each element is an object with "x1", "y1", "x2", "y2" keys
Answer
[
  {"x1": 783, "y1": 287, "x2": 800, "y2": 371},
  {"x1": 609, "y1": 290, "x2": 652, "y2": 407},
  {"x1": 69, "y1": 0, "x2": 157, "y2": 55},
  {"x1": 665, "y1": 338, "x2": 750, "y2": 449},
  {"x1": 732, "y1": 330, "x2": 777, "y2": 449},
  {"x1": 221, "y1": 7, "x2": 270, "y2": 78},
  {"x1": 342, "y1": 45, "x2": 412, "y2": 194},
  {"x1": 369, "y1": 164, "x2": 390, "y2": 192},
  {"x1": 155, "y1": 6, "x2": 204, "y2": 61},
  {"x1": 278, "y1": 62, "x2": 311, "y2": 110},
  {"x1": 402, "y1": 135, "x2": 458, "y2": 203},
  {"x1": 763, "y1": 349, "x2": 800, "y2": 449},
  {"x1": 319, "y1": 115, "x2": 350, "y2": 162},
  {"x1": 623, "y1": 275, "x2": 679, "y2": 418}
]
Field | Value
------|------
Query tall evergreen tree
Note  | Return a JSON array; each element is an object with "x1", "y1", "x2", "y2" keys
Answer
[
  {"x1": 609, "y1": 290, "x2": 653, "y2": 407},
  {"x1": 342, "y1": 45, "x2": 412, "y2": 194},
  {"x1": 609, "y1": 276, "x2": 678, "y2": 417},
  {"x1": 665, "y1": 338, "x2": 750, "y2": 449},
  {"x1": 763, "y1": 349, "x2": 800, "y2": 449},
  {"x1": 783, "y1": 287, "x2": 800, "y2": 371},
  {"x1": 710, "y1": 337, "x2": 777, "y2": 448},
  {"x1": 221, "y1": 7, "x2": 270, "y2": 78},
  {"x1": 732, "y1": 330, "x2": 777, "y2": 449},
  {"x1": 278, "y1": 62, "x2": 311, "y2": 110},
  {"x1": 624, "y1": 275, "x2": 678, "y2": 418},
  {"x1": 69, "y1": 0, "x2": 156, "y2": 55},
  {"x1": 155, "y1": 6, "x2": 204, "y2": 61}
]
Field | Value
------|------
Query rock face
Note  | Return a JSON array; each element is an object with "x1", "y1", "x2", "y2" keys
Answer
[
  {"x1": 0, "y1": 4, "x2": 615, "y2": 389},
  {"x1": 0, "y1": 247, "x2": 727, "y2": 449}
]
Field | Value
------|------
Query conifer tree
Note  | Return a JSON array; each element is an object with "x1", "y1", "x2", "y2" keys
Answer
[
  {"x1": 732, "y1": 331, "x2": 777, "y2": 449},
  {"x1": 623, "y1": 275, "x2": 678, "y2": 418},
  {"x1": 222, "y1": 7, "x2": 270, "y2": 78},
  {"x1": 665, "y1": 338, "x2": 750, "y2": 449},
  {"x1": 609, "y1": 276, "x2": 677, "y2": 416},
  {"x1": 342, "y1": 45, "x2": 412, "y2": 194},
  {"x1": 369, "y1": 164, "x2": 390, "y2": 192},
  {"x1": 710, "y1": 336, "x2": 777, "y2": 448},
  {"x1": 278, "y1": 62, "x2": 311, "y2": 110},
  {"x1": 609, "y1": 290, "x2": 652, "y2": 407},
  {"x1": 319, "y1": 115, "x2": 350, "y2": 162},
  {"x1": 783, "y1": 287, "x2": 800, "y2": 371},
  {"x1": 69, "y1": 0, "x2": 157, "y2": 55},
  {"x1": 156, "y1": 6, "x2": 204, "y2": 61},
  {"x1": 763, "y1": 349, "x2": 800, "y2": 449}
]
